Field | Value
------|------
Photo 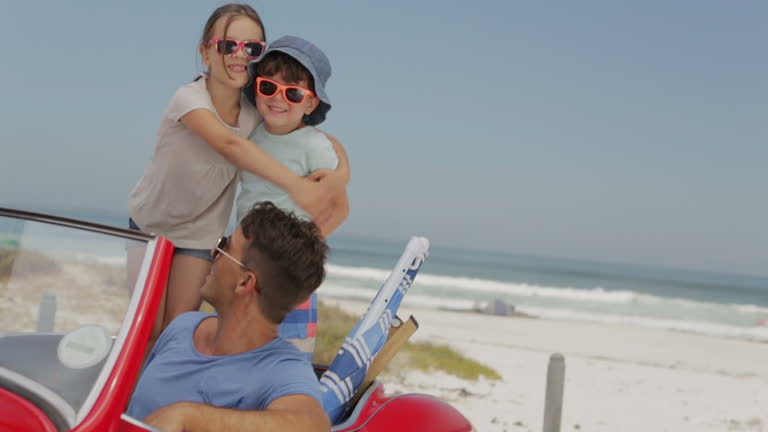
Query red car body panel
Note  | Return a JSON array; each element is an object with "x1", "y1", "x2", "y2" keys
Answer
[
  {"x1": 331, "y1": 384, "x2": 472, "y2": 432},
  {"x1": 0, "y1": 388, "x2": 58, "y2": 432},
  {"x1": 357, "y1": 394, "x2": 473, "y2": 432}
]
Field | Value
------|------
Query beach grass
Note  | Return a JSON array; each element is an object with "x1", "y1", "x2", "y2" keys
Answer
[
  {"x1": 0, "y1": 248, "x2": 60, "y2": 283},
  {"x1": 0, "y1": 248, "x2": 16, "y2": 284},
  {"x1": 2, "y1": 248, "x2": 59, "y2": 298},
  {"x1": 315, "y1": 302, "x2": 501, "y2": 381},
  {"x1": 402, "y1": 341, "x2": 502, "y2": 380}
]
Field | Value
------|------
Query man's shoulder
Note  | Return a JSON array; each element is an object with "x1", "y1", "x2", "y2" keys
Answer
[
  {"x1": 248, "y1": 338, "x2": 317, "y2": 376},
  {"x1": 258, "y1": 337, "x2": 314, "y2": 362},
  {"x1": 165, "y1": 311, "x2": 214, "y2": 336},
  {"x1": 173, "y1": 310, "x2": 214, "y2": 325}
]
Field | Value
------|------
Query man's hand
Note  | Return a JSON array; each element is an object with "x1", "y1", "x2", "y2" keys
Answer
[
  {"x1": 144, "y1": 402, "x2": 197, "y2": 432},
  {"x1": 142, "y1": 395, "x2": 330, "y2": 432}
]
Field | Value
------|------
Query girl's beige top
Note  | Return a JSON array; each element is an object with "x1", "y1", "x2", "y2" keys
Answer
[{"x1": 128, "y1": 75, "x2": 260, "y2": 249}]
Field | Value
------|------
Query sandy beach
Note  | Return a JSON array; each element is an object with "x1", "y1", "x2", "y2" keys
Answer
[
  {"x1": 0, "y1": 252, "x2": 129, "y2": 335},
  {"x1": 3, "y1": 252, "x2": 766, "y2": 431},
  {"x1": 327, "y1": 298, "x2": 768, "y2": 432}
]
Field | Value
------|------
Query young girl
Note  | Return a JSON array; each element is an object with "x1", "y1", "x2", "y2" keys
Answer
[{"x1": 128, "y1": 4, "x2": 350, "y2": 347}]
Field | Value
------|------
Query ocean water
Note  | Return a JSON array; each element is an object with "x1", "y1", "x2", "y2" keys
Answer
[
  {"x1": 7, "y1": 209, "x2": 768, "y2": 343},
  {"x1": 324, "y1": 235, "x2": 768, "y2": 343}
]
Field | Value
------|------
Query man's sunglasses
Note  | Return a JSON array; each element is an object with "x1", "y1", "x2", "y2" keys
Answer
[
  {"x1": 255, "y1": 77, "x2": 315, "y2": 104},
  {"x1": 208, "y1": 38, "x2": 266, "y2": 59},
  {"x1": 212, "y1": 236, "x2": 253, "y2": 272}
]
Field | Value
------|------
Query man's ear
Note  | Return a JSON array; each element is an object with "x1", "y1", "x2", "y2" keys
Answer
[{"x1": 237, "y1": 271, "x2": 260, "y2": 297}]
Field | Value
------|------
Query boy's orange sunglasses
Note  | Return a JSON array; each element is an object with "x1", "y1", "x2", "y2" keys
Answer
[{"x1": 255, "y1": 77, "x2": 314, "y2": 104}]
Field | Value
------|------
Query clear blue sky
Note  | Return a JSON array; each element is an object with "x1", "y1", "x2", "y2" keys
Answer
[{"x1": 0, "y1": 1, "x2": 766, "y2": 276}]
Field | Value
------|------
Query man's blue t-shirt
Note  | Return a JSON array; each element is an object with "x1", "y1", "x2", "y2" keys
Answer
[{"x1": 127, "y1": 312, "x2": 322, "y2": 420}]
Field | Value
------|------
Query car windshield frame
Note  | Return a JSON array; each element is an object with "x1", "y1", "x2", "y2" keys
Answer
[{"x1": 0, "y1": 207, "x2": 158, "y2": 430}]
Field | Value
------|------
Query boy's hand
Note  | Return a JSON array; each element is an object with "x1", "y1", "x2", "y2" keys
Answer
[
  {"x1": 290, "y1": 179, "x2": 334, "y2": 219},
  {"x1": 313, "y1": 206, "x2": 335, "y2": 234},
  {"x1": 306, "y1": 169, "x2": 333, "y2": 183},
  {"x1": 306, "y1": 168, "x2": 346, "y2": 194}
]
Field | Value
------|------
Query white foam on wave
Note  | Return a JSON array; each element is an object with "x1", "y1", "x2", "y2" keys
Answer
[
  {"x1": 320, "y1": 285, "x2": 476, "y2": 311},
  {"x1": 734, "y1": 304, "x2": 768, "y2": 314},
  {"x1": 326, "y1": 264, "x2": 391, "y2": 281},
  {"x1": 72, "y1": 254, "x2": 125, "y2": 265},
  {"x1": 327, "y1": 264, "x2": 636, "y2": 303},
  {"x1": 320, "y1": 270, "x2": 768, "y2": 343},
  {"x1": 518, "y1": 306, "x2": 768, "y2": 343},
  {"x1": 326, "y1": 264, "x2": 768, "y2": 314}
]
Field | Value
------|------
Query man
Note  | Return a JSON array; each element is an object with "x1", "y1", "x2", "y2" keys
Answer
[{"x1": 127, "y1": 202, "x2": 331, "y2": 432}]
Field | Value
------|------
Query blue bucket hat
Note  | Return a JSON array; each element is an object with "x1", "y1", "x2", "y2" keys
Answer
[{"x1": 244, "y1": 35, "x2": 332, "y2": 126}]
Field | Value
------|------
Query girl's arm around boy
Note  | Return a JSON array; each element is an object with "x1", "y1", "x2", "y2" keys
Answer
[{"x1": 182, "y1": 108, "x2": 350, "y2": 219}]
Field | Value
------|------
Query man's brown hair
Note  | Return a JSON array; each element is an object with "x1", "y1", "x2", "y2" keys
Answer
[{"x1": 240, "y1": 201, "x2": 328, "y2": 324}]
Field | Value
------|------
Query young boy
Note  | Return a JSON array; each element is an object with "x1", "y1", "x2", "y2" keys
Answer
[{"x1": 238, "y1": 36, "x2": 349, "y2": 359}]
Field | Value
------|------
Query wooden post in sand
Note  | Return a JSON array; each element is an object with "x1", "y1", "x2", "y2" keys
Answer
[
  {"x1": 37, "y1": 292, "x2": 56, "y2": 333},
  {"x1": 543, "y1": 353, "x2": 565, "y2": 432}
]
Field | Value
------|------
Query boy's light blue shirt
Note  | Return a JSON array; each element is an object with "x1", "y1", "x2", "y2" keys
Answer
[
  {"x1": 126, "y1": 312, "x2": 322, "y2": 421},
  {"x1": 236, "y1": 124, "x2": 339, "y2": 223}
]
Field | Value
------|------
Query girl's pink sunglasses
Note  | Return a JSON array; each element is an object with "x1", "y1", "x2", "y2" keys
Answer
[{"x1": 207, "y1": 39, "x2": 266, "y2": 59}]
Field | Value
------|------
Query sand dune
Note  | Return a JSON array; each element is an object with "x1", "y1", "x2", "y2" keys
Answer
[{"x1": 328, "y1": 298, "x2": 768, "y2": 432}]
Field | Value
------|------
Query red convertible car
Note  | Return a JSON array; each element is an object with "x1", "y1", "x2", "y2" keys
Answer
[{"x1": 0, "y1": 208, "x2": 473, "y2": 432}]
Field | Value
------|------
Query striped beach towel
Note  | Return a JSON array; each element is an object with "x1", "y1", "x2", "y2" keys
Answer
[{"x1": 319, "y1": 237, "x2": 429, "y2": 423}]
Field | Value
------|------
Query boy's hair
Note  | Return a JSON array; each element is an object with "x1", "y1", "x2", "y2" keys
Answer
[
  {"x1": 240, "y1": 201, "x2": 328, "y2": 324},
  {"x1": 254, "y1": 51, "x2": 315, "y2": 92}
]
